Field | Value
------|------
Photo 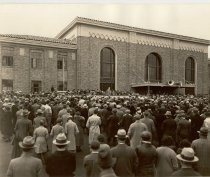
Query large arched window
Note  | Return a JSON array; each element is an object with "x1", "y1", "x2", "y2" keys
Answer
[
  {"x1": 145, "y1": 53, "x2": 162, "y2": 82},
  {"x1": 185, "y1": 57, "x2": 195, "y2": 84},
  {"x1": 100, "y1": 47, "x2": 115, "y2": 91}
]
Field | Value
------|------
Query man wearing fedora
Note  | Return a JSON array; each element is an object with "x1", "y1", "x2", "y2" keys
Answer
[
  {"x1": 45, "y1": 133, "x2": 76, "y2": 177},
  {"x1": 161, "y1": 110, "x2": 177, "y2": 142},
  {"x1": 111, "y1": 129, "x2": 138, "y2": 177},
  {"x1": 191, "y1": 127, "x2": 210, "y2": 176},
  {"x1": 7, "y1": 136, "x2": 43, "y2": 177},
  {"x1": 171, "y1": 147, "x2": 201, "y2": 176}
]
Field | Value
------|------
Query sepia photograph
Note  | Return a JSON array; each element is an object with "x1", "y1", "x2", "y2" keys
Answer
[{"x1": 0, "y1": 1, "x2": 210, "y2": 177}]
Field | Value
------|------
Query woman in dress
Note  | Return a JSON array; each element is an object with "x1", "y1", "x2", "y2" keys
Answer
[
  {"x1": 33, "y1": 120, "x2": 48, "y2": 164},
  {"x1": 50, "y1": 118, "x2": 64, "y2": 153}
]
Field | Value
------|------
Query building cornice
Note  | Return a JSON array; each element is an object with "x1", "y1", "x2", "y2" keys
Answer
[
  {"x1": 0, "y1": 35, "x2": 77, "y2": 50},
  {"x1": 56, "y1": 17, "x2": 210, "y2": 45}
]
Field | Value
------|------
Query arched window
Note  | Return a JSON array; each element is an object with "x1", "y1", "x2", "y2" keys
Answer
[
  {"x1": 100, "y1": 47, "x2": 115, "y2": 91},
  {"x1": 185, "y1": 57, "x2": 195, "y2": 84},
  {"x1": 145, "y1": 53, "x2": 161, "y2": 82}
]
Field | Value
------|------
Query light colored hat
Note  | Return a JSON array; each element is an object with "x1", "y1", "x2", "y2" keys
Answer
[
  {"x1": 116, "y1": 105, "x2": 122, "y2": 109},
  {"x1": 19, "y1": 136, "x2": 35, "y2": 149},
  {"x1": 115, "y1": 129, "x2": 128, "y2": 139},
  {"x1": 165, "y1": 111, "x2": 172, "y2": 116},
  {"x1": 53, "y1": 133, "x2": 70, "y2": 145},
  {"x1": 177, "y1": 148, "x2": 198, "y2": 163},
  {"x1": 83, "y1": 104, "x2": 88, "y2": 108}
]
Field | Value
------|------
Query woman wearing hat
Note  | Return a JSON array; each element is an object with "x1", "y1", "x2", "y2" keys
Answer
[
  {"x1": 33, "y1": 120, "x2": 48, "y2": 164},
  {"x1": 50, "y1": 118, "x2": 64, "y2": 153}
]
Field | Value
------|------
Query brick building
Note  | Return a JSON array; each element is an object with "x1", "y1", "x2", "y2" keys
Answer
[
  {"x1": 0, "y1": 34, "x2": 77, "y2": 93},
  {"x1": 0, "y1": 17, "x2": 210, "y2": 95}
]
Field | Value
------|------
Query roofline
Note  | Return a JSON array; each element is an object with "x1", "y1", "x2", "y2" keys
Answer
[
  {"x1": 0, "y1": 36, "x2": 77, "y2": 50},
  {"x1": 56, "y1": 17, "x2": 210, "y2": 45}
]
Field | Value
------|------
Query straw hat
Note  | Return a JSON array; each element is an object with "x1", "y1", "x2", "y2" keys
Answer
[
  {"x1": 53, "y1": 133, "x2": 70, "y2": 145},
  {"x1": 177, "y1": 148, "x2": 198, "y2": 163},
  {"x1": 115, "y1": 129, "x2": 128, "y2": 139}
]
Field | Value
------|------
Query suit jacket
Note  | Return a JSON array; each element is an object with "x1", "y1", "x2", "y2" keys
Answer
[
  {"x1": 192, "y1": 138, "x2": 210, "y2": 176},
  {"x1": 7, "y1": 153, "x2": 43, "y2": 177},
  {"x1": 46, "y1": 150, "x2": 76, "y2": 177},
  {"x1": 171, "y1": 168, "x2": 201, "y2": 176},
  {"x1": 111, "y1": 143, "x2": 138, "y2": 177},
  {"x1": 83, "y1": 152, "x2": 101, "y2": 177}
]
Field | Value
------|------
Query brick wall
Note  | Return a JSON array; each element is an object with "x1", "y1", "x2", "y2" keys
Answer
[
  {"x1": 0, "y1": 42, "x2": 76, "y2": 93},
  {"x1": 77, "y1": 36, "x2": 208, "y2": 95}
]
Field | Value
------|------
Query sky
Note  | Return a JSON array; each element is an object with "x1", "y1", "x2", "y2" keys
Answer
[{"x1": 0, "y1": 3, "x2": 210, "y2": 56}]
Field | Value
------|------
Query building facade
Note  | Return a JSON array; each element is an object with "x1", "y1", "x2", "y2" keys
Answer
[
  {"x1": 0, "y1": 34, "x2": 77, "y2": 93},
  {"x1": 0, "y1": 17, "x2": 210, "y2": 95}
]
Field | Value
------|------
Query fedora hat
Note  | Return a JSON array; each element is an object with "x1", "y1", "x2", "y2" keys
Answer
[
  {"x1": 19, "y1": 136, "x2": 35, "y2": 149},
  {"x1": 165, "y1": 111, "x2": 172, "y2": 116},
  {"x1": 197, "y1": 127, "x2": 208, "y2": 136},
  {"x1": 53, "y1": 133, "x2": 70, "y2": 145},
  {"x1": 115, "y1": 129, "x2": 128, "y2": 139},
  {"x1": 177, "y1": 148, "x2": 198, "y2": 163}
]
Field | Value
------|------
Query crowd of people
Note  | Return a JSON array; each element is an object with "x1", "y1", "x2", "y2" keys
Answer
[{"x1": 0, "y1": 90, "x2": 210, "y2": 177}]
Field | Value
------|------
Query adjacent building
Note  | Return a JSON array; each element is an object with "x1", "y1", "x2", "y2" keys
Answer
[{"x1": 1, "y1": 17, "x2": 210, "y2": 95}]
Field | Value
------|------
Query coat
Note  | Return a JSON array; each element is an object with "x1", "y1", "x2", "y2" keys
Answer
[
  {"x1": 11, "y1": 118, "x2": 33, "y2": 158},
  {"x1": 100, "y1": 168, "x2": 117, "y2": 177},
  {"x1": 192, "y1": 138, "x2": 210, "y2": 176},
  {"x1": 86, "y1": 114, "x2": 101, "y2": 144},
  {"x1": 83, "y1": 152, "x2": 101, "y2": 177},
  {"x1": 171, "y1": 168, "x2": 201, "y2": 176},
  {"x1": 46, "y1": 150, "x2": 76, "y2": 177},
  {"x1": 7, "y1": 153, "x2": 43, "y2": 177},
  {"x1": 74, "y1": 115, "x2": 85, "y2": 146},
  {"x1": 161, "y1": 118, "x2": 177, "y2": 139},
  {"x1": 33, "y1": 126, "x2": 48, "y2": 154},
  {"x1": 128, "y1": 121, "x2": 148, "y2": 148},
  {"x1": 156, "y1": 146, "x2": 178, "y2": 177},
  {"x1": 135, "y1": 143, "x2": 158, "y2": 177},
  {"x1": 65, "y1": 119, "x2": 79, "y2": 151},
  {"x1": 50, "y1": 124, "x2": 64, "y2": 153},
  {"x1": 1, "y1": 109, "x2": 13, "y2": 138},
  {"x1": 111, "y1": 143, "x2": 138, "y2": 177},
  {"x1": 176, "y1": 118, "x2": 191, "y2": 144}
]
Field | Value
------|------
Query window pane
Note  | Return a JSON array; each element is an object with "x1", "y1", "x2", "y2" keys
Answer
[
  {"x1": 100, "y1": 47, "x2": 115, "y2": 91},
  {"x1": 145, "y1": 53, "x2": 161, "y2": 82},
  {"x1": 185, "y1": 57, "x2": 195, "y2": 83}
]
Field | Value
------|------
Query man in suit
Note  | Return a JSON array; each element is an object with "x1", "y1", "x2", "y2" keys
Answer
[
  {"x1": 45, "y1": 133, "x2": 76, "y2": 177},
  {"x1": 7, "y1": 136, "x2": 43, "y2": 177},
  {"x1": 191, "y1": 127, "x2": 210, "y2": 176},
  {"x1": 83, "y1": 141, "x2": 101, "y2": 177},
  {"x1": 171, "y1": 148, "x2": 201, "y2": 176},
  {"x1": 111, "y1": 129, "x2": 138, "y2": 177}
]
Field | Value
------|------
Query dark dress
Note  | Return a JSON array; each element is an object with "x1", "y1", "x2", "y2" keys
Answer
[
  {"x1": 46, "y1": 150, "x2": 76, "y2": 177},
  {"x1": 1, "y1": 108, "x2": 13, "y2": 138}
]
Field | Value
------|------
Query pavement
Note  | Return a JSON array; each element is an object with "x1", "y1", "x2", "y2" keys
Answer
[{"x1": 0, "y1": 132, "x2": 90, "y2": 177}]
